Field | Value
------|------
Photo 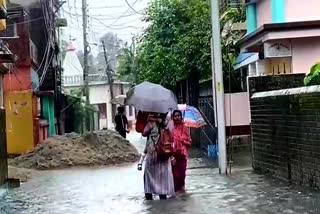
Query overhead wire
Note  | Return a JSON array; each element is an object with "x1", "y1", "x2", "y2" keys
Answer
[
  {"x1": 34, "y1": 0, "x2": 55, "y2": 91},
  {"x1": 107, "y1": 0, "x2": 139, "y2": 27},
  {"x1": 89, "y1": 16, "x2": 142, "y2": 30},
  {"x1": 124, "y1": 0, "x2": 144, "y2": 15}
]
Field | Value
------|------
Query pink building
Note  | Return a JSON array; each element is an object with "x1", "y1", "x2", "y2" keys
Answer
[
  {"x1": 237, "y1": 0, "x2": 320, "y2": 75},
  {"x1": 230, "y1": 0, "x2": 320, "y2": 131}
]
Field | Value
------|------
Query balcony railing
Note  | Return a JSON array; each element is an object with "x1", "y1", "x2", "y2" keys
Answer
[{"x1": 63, "y1": 74, "x2": 109, "y2": 87}]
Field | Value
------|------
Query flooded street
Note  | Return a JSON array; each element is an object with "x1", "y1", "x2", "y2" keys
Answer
[{"x1": 1, "y1": 133, "x2": 320, "y2": 214}]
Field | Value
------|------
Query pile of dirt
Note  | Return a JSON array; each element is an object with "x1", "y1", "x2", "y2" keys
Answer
[{"x1": 10, "y1": 130, "x2": 140, "y2": 170}]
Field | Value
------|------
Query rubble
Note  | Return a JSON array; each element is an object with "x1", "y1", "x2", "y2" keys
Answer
[{"x1": 10, "y1": 130, "x2": 140, "y2": 170}]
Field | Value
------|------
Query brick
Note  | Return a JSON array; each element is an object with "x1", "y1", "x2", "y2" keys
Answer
[{"x1": 251, "y1": 83, "x2": 320, "y2": 189}]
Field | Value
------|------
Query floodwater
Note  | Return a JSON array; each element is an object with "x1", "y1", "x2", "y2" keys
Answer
[{"x1": 1, "y1": 134, "x2": 320, "y2": 214}]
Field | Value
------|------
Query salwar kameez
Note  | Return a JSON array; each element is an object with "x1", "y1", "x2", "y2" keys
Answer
[
  {"x1": 172, "y1": 155, "x2": 187, "y2": 192},
  {"x1": 172, "y1": 123, "x2": 191, "y2": 192},
  {"x1": 142, "y1": 124, "x2": 175, "y2": 197}
]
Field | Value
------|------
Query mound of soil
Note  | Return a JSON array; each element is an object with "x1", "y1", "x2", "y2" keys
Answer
[{"x1": 10, "y1": 130, "x2": 139, "y2": 170}]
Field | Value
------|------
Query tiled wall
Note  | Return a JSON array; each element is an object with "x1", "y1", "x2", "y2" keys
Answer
[{"x1": 251, "y1": 89, "x2": 320, "y2": 188}]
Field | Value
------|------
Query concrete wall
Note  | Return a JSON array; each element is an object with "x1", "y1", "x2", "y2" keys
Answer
[
  {"x1": 256, "y1": 0, "x2": 271, "y2": 28},
  {"x1": 254, "y1": 0, "x2": 320, "y2": 29},
  {"x1": 3, "y1": 67, "x2": 32, "y2": 92},
  {"x1": 5, "y1": 91, "x2": 35, "y2": 155},
  {"x1": 89, "y1": 83, "x2": 135, "y2": 129},
  {"x1": 250, "y1": 87, "x2": 320, "y2": 188},
  {"x1": 291, "y1": 37, "x2": 320, "y2": 74},
  {"x1": 89, "y1": 84, "x2": 112, "y2": 129},
  {"x1": 285, "y1": 0, "x2": 320, "y2": 22},
  {"x1": 248, "y1": 74, "x2": 305, "y2": 95},
  {"x1": 225, "y1": 92, "x2": 250, "y2": 127}
]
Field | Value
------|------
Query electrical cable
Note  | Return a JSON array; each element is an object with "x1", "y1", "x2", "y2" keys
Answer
[
  {"x1": 124, "y1": 0, "x2": 144, "y2": 15},
  {"x1": 107, "y1": 0, "x2": 139, "y2": 27},
  {"x1": 6, "y1": 17, "x2": 44, "y2": 27},
  {"x1": 34, "y1": 0, "x2": 55, "y2": 90}
]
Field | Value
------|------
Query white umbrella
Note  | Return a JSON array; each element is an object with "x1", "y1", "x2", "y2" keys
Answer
[{"x1": 125, "y1": 81, "x2": 178, "y2": 113}]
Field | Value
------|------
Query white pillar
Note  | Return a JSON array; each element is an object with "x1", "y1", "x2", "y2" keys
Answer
[{"x1": 210, "y1": 0, "x2": 227, "y2": 174}]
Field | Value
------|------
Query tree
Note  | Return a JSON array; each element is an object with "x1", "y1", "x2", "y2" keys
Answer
[
  {"x1": 98, "y1": 32, "x2": 124, "y2": 72},
  {"x1": 220, "y1": 6, "x2": 246, "y2": 92},
  {"x1": 77, "y1": 51, "x2": 97, "y2": 74},
  {"x1": 304, "y1": 62, "x2": 320, "y2": 86},
  {"x1": 118, "y1": 0, "x2": 246, "y2": 91},
  {"x1": 118, "y1": 39, "x2": 140, "y2": 83}
]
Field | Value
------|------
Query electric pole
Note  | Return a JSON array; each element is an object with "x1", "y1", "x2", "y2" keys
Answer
[
  {"x1": 82, "y1": 0, "x2": 90, "y2": 130},
  {"x1": 210, "y1": 0, "x2": 227, "y2": 174},
  {"x1": 101, "y1": 41, "x2": 115, "y2": 116}
]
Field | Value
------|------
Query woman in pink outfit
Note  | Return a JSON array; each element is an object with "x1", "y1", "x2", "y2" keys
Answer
[{"x1": 172, "y1": 110, "x2": 191, "y2": 193}]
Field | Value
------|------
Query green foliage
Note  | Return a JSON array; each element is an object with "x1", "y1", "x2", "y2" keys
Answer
[
  {"x1": 118, "y1": 0, "x2": 246, "y2": 89},
  {"x1": 118, "y1": 42, "x2": 139, "y2": 83},
  {"x1": 68, "y1": 89, "x2": 96, "y2": 133},
  {"x1": 304, "y1": 62, "x2": 320, "y2": 86},
  {"x1": 220, "y1": 6, "x2": 246, "y2": 92}
]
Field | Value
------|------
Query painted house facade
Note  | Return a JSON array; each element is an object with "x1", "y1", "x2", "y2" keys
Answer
[
  {"x1": 2, "y1": 1, "x2": 62, "y2": 155},
  {"x1": 231, "y1": 0, "x2": 320, "y2": 129},
  {"x1": 237, "y1": 0, "x2": 320, "y2": 75},
  {"x1": 0, "y1": 0, "x2": 14, "y2": 195}
]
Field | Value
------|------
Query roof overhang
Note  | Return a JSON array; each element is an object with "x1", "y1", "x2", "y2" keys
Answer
[
  {"x1": 238, "y1": 20, "x2": 320, "y2": 50},
  {"x1": 234, "y1": 52, "x2": 259, "y2": 70}
]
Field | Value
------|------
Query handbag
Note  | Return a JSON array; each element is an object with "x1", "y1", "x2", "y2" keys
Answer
[{"x1": 157, "y1": 128, "x2": 174, "y2": 161}]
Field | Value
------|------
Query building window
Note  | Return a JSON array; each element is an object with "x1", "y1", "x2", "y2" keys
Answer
[{"x1": 98, "y1": 103, "x2": 107, "y2": 119}]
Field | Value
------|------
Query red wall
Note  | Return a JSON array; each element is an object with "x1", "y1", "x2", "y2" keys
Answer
[
  {"x1": 3, "y1": 16, "x2": 33, "y2": 93},
  {"x1": 3, "y1": 67, "x2": 31, "y2": 92}
]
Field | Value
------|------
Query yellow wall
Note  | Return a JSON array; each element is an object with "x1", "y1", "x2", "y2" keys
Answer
[
  {"x1": 266, "y1": 57, "x2": 292, "y2": 75},
  {"x1": 5, "y1": 91, "x2": 34, "y2": 154}
]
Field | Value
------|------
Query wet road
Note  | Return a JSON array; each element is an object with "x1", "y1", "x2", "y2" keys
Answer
[{"x1": 1, "y1": 133, "x2": 320, "y2": 214}]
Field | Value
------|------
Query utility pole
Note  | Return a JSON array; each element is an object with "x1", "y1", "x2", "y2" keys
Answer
[
  {"x1": 101, "y1": 40, "x2": 114, "y2": 114},
  {"x1": 210, "y1": 0, "x2": 227, "y2": 174},
  {"x1": 82, "y1": 0, "x2": 90, "y2": 130},
  {"x1": 131, "y1": 37, "x2": 136, "y2": 84}
]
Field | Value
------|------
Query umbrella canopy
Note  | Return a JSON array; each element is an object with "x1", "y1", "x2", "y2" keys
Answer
[
  {"x1": 167, "y1": 104, "x2": 206, "y2": 128},
  {"x1": 125, "y1": 81, "x2": 178, "y2": 113},
  {"x1": 110, "y1": 95, "x2": 126, "y2": 105}
]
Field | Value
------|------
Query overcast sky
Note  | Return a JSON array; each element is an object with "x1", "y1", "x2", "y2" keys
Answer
[{"x1": 61, "y1": 0, "x2": 151, "y2": 55}]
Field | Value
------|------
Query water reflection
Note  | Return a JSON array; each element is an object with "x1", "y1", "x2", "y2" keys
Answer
[
  {"x1": 1, "y1": 161, "x2": 320, "y2": 214},
  {"x1": 1, "y1": 134, "x2": 320, "y2": 213}
]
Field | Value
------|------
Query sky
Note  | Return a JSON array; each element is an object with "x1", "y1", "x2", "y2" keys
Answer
[{"x1": 61, "y1": 0, "x2": 151, "y2": 55}]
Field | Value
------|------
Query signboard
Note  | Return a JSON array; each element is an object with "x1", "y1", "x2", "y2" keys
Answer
[{"x1": 264, "y1": 40, "x2": 292, "y2": 58}]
